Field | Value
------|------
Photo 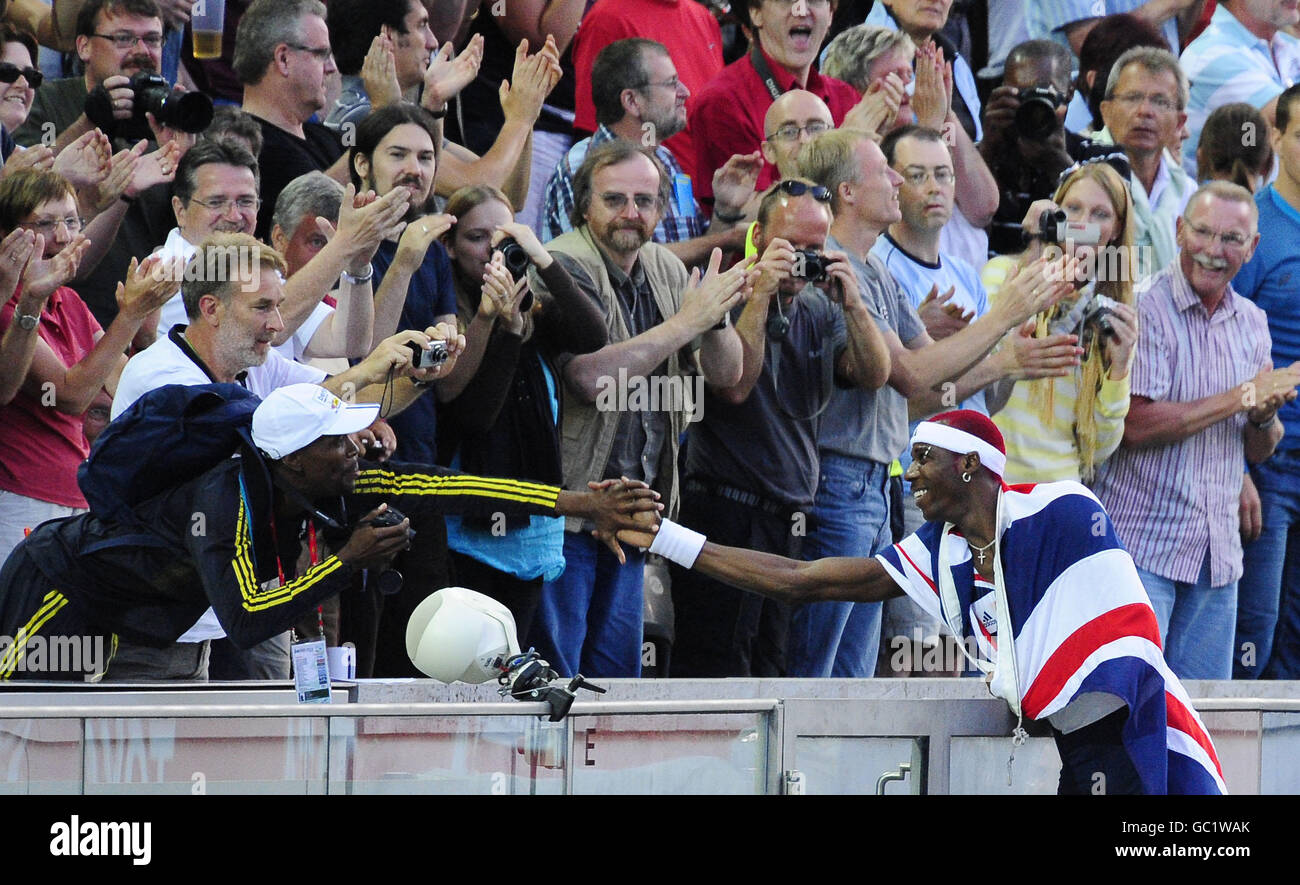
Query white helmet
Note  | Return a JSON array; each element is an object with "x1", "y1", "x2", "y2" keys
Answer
[{"x1": 405, "y1": 587, "x2": 521, "y2": 683}]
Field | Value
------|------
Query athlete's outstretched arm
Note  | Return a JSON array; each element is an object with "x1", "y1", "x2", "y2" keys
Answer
[{"x1": 622, "y1": 521, "x2": 902, "y2": 605}]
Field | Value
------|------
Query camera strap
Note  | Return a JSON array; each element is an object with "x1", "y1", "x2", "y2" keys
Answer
[
  {"x1": 749, "y1": 40, "x2": 786, "y2": 101},
  {"x1": 767, "y1": 293, "x2": 837, "y2": 424}
]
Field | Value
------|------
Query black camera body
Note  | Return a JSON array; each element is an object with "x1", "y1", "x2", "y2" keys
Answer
[
  {"x1": 407, "y1": 339, "x2": 449, "y2": 370},
  {"x1": 793, "y1": 249, "x2": 830, "y2": 283},
  {"x1": 366, "y1": 505, "x2": 408, "y2": 529},
  {"x1": 1014, "y1": 86, "x2": 1065, "y2": 140},
  {"x1": 498, "y1": 237, "x2": 530, "y2": 280},
  {"x1": 85, "y1": 71, "x2": 214, "y2": 141},
  {"x1": 496, "y1": 237, "x2": 536, "y2": 312}
]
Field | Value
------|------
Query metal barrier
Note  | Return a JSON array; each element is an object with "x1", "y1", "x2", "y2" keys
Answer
[{"x1": 0, "y1": 681, "x2": 1296, "y2": 793}]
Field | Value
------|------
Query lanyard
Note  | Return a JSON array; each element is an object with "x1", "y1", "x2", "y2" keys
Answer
[{"x1": 270, "y1": 516, "x2": 324, "y2": 638}]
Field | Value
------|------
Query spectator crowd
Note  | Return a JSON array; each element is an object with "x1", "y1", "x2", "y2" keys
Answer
[{"x1": 3, "y1": 0, "x2": 1300, "y2": 686}]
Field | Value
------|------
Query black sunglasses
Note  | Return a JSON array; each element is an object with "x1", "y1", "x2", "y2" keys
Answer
[
  {"x1": 0, "y1": 63, "x2": 41, "y2": 89},
  {"x1": 775, "y1": 179, "x2": 832, "y2": 203}
]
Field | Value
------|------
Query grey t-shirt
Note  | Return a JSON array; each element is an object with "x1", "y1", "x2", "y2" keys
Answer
[
  {"x1": 815, "y1": 234, "x2": 924, "y2": 464},
  {"x1": 685, "y1": 285, "x2": 846, "y2": 510}
]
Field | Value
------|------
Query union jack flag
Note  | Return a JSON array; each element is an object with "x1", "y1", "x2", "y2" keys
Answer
[{"x1": 876, "y1": 481, "x2": 1226, "y2": 795}]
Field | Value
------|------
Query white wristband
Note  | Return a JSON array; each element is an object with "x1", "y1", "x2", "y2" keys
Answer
[{"x1": 648, "y1": 518, "x2": 707, "y2": 569}]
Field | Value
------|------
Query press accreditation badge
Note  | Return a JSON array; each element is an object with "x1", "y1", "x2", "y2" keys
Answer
[{"x1": 292, "y1": 637, "x2": 331, "y2": 704}]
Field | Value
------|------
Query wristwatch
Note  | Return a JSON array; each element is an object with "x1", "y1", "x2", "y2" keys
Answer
[
  {"x1": 1251, "y1": 413, "x2": 1279, "y2": 431},
  {"x1": 341, "y1": 264, "x2": 374, "y2": 285},
  {"x1": 15, "y1": 312, "x2": 38, "y2": 331}
]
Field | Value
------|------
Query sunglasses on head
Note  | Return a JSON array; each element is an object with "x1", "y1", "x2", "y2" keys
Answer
[
  {"x1": 0, "y1": 63, "x2": 41, "y2": 89},
  {"x1": 775, "y1": 179, "x2": 832, "y2": 203}
]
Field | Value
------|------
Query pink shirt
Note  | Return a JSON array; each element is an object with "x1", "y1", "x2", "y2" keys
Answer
[{"x1": 0, "y1": 286, "x2": 102, "y2": 507}]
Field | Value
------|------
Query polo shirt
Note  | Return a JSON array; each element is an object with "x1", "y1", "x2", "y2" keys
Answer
[
  {"x1": 688, "y1": 45, "x2": 859, "y2": 204},
  {"x1": 1180, "y1": 4, "x2": 1300, "y2": 179},
  {"x1": 111, "y1": 324, "x2": 327, "y2": 420},
  {"x1": 570, "y1": 0, "x2": 723, "y2": 181}
]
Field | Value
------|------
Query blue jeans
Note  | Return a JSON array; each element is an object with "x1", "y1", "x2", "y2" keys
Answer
[
  {"x1": 1237, "y1": 450, "x2": 1300, "y2": 678},
  {"x1": 787, "y1": 455, "x2": 890, "y2": 677},
  {"x1": 1135, "y1": 554, "x2": 1236, "y2": 680},
  {"x1": 531, "y1": 532, "x2": 645, "y2": 678}
]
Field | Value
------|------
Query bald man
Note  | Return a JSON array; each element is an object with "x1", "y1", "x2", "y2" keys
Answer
[{"x1": 761, "y1": 91, "x2": 837, "y2": 179}]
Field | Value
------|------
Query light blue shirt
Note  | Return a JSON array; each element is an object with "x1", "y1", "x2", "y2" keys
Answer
[
  {"x1": 869, "y1": 233, "x2": 990, "y2": 473},
  {"x1": 1179, "y1": 4, "x2": 1300, "y2": 179},
  {"x1": 1027, "y1": 0, "x2": 1179, "y2": 62}
]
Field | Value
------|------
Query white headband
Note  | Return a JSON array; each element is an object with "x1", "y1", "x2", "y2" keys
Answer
[{"x1": 911, "y1": 421, "x2": 1007, "y2": 478}]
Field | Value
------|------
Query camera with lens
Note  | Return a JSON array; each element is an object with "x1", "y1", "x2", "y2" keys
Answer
[
  {"x1": 85, "y1": 71, "x2": 215, "y2": 141},
  {"x1": 1031, "y1": 209, "x2": 1101, "y2": 247},
  {"x1": 793, "y1": 249, "x2": 830, "y2": 283},
  {"x1": 496, "y1": 237, "x2": 536, "y2": 311},
  {"x1": 1081, "y1": 292, "x2": 1120, "y2": 345},
  {"x1": 407, "y1": 339, "x2": 449, "y2": 370},
  {"x1": 1014, "y1": 86, "x2": 1066, "y2": 140}
]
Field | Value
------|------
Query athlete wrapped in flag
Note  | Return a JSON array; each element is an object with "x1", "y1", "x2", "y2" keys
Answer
[{"x1": 627, "y1": 409, "x2": 1225, "y2": 794}]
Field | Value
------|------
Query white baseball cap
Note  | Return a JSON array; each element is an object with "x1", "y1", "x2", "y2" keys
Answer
[{"x1": 252, "y1": 384, "x2": 380, "y2": 459}]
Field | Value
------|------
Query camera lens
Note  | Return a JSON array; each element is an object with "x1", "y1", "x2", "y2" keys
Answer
[
  {"x1": 498, "y1": 238, "x2": 531, "y2": 281},
  {"x1": 1014, "y1": 90, "x2": 1060, "y2": 141}
]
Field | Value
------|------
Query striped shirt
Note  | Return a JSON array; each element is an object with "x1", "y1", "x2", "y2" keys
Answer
[
  {"x1": 1180, "y1": 5, "x2": 1300, "y2": 180},
  {"x1": 541, "y1": 125, "x2": 705, "y2": 244},
  {"x1": 983, "y1": 256, "x2": 1131, "y2": 484},
  {"x1": 1095, "y1": 264, "x2": 1272, "y2": 586},
  {"x1": 1027, "y1": 0, "x2": 1178, "y2": 61}
]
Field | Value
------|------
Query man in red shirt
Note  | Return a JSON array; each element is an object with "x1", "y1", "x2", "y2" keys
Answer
[
  {"x1": 570, "y1": 0, "x2": 724, "y2": 182},
  {"x1": 689, "y1": 0, "x2": 862, "y2": 207}
]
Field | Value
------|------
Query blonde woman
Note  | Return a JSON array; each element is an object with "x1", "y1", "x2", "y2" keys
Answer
[{"x1": 983, "y1": 160, "x2": 1140, "y2": 484}]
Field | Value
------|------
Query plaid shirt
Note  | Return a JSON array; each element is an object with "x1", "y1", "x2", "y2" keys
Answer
[{"x1": 541, "y1": 125, "x2": 705, "y2": 243}]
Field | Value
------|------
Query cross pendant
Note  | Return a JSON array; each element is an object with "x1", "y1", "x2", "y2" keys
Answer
[{"x1": 976, "y1": 548, "x2": 986, "y2": 565}]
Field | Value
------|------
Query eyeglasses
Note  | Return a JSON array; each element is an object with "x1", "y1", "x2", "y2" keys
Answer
[
  {"x1": 189, "y1": 196, "x2": 261, "y2": 213},
  {"x1": 0, "y1": 63, "x2": 42, "y2": 89},
  {"x1": 775, "y1": 179, "x2": 832, "y2": 202},
  {"x1": 1184, "y1": 222, "x2": 1250, "y2": 249},
  {"x1": 287, "y1": 43, "x2": 333, "y2": 62},
  {"x1": 1111, "y1": 91, "x2": 1177, "y2": 112},
  {"x1": 768, "y1": 0, "x2": 832, "y2": 9},
  {"x1": 637, "y1": 76, "x2": 681, "y2": 92},
  {"x1": 766, "y1": 121, "x2": 831, "y2": 143},
  {"x1": 900, "y1": 166, "x2": 955, "y2": 187},
  {"x1": 24, "y1": 216, "x2": 85, "y2": 235},
  {"x1": 91, "y1": 32, "x2": 164, "y2": 50},
  {"x1": 599, "y1": 192, "x2": 662, "y2": 213}
]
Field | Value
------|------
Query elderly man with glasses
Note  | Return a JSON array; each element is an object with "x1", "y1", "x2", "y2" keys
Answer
[{"x1": 1095, "y1": 181, "x2": 1300, "y2": 681}]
